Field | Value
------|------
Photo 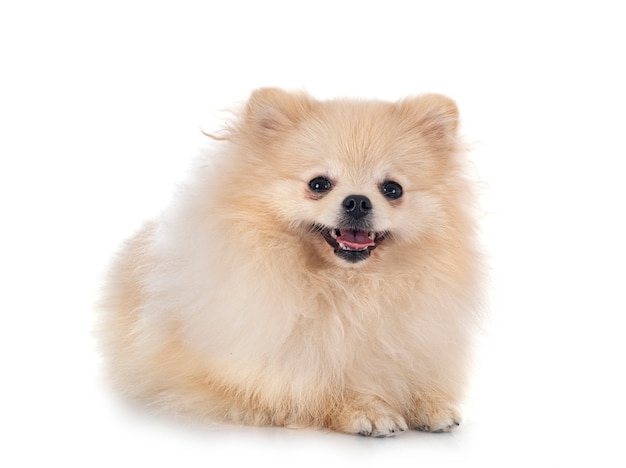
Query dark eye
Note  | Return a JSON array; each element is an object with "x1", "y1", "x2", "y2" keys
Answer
[
  {"x1": 308, "y1": 176, "x2": 332, "y2": 193},
  {"x1": 381, "y1": 180, "x2": 403, "y2": 200}
]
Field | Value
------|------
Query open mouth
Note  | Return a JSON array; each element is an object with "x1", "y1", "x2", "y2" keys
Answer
[{"x1": 315, "y1": 226, "x2": 386, "y2": 263}]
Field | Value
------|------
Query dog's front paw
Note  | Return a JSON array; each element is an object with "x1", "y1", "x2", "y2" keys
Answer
[
  {"x1": 330, "y1": 395, "x2": 408, "y2": 437},
  {"x1": 350, "y1": 408, "x2": 409, "y2": 438},
  {"x1": 410, "y1": 398, "x2": 461, "y2": 433}
]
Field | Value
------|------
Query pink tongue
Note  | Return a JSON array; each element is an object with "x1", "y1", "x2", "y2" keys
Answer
[{"x1": 336, "y1": 229, "x2": 375, "y2": 249}]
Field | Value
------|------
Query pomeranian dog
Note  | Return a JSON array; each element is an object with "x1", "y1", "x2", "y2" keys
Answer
[{"x1": 98, "y1": 88, "x2": 483, "y2": 437}]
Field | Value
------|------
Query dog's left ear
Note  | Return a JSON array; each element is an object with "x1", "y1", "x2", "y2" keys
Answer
[
  {"x1": 397, "y1": 94, "x2": 460, "y2": 147},
  {"x1": 244, "y1": 88, "x2": 312, "y2": 138}
]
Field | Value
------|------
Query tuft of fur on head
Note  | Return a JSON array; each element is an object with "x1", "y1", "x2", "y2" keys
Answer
[{"x1": 97, "y1": 88, "x2": 484, "y2": 436}]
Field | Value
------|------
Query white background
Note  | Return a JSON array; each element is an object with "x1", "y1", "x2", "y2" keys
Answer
[{"x1": 1, "y1": 1, "x2": 625, "y2": 466}]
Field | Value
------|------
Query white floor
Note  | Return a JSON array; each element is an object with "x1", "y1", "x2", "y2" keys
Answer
[{"x1": 2, "y1": 1, "x2": 625, "y2": 466}]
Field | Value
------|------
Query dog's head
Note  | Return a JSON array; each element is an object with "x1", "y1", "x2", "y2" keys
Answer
[{"x1": 226, "y1": 88, "x2": 466, "y2": 268}]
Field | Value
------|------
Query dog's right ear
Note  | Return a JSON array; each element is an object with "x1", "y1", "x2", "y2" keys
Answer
[{"x1": 244, "y1": 88, "x2": 312, "y2": 137}]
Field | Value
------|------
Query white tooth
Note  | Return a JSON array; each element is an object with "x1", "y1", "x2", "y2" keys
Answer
[
  {"x1": 368, "y1": 232, "x2": 376, "y2": 240},
  {"x1": 338, "y1": 242, "x2": 347, "y2": 250},
  {"x1": 330, "y1": 230, "x2": 338, "y2": 239}
]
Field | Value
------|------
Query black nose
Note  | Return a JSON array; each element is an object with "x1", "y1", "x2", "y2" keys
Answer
[{"x1": 343, "y1": 194, "x2": 372, "y2": 220}]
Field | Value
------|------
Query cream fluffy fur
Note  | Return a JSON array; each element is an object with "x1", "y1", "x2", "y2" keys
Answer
[{"x1": 98, "y1": 88, "x2": 483, "y2": 437}]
